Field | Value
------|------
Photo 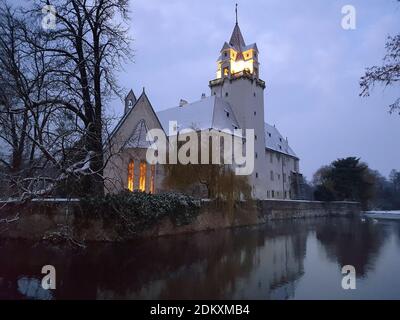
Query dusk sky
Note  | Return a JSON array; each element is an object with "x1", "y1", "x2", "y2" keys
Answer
[{"x1": 102, "y1": 0, "x2": 398, "y2": 180}]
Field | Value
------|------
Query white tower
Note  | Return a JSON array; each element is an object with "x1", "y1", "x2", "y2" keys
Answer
[{"x1": 209, "y1": 9, "x2": 268, "y2": 199}]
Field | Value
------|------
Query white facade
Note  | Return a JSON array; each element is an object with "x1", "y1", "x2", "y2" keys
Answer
[
  {"x1": 209, "y1": 22, "x2": 300, "y2": 199},
  {"x1": 105, "y1": 20, "x2": 301, "y2": 200}
]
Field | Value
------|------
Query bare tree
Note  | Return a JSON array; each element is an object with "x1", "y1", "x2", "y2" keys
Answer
[
  {"x1": 360, "y1": 2, "x2": 399, "y2": 114},
  {"x1": 0, "y1": 0, "x2": 132, "y2": 199},
  {"x1": 0, "y1": 2, "x2": 57, "y2": 197},
  {"x1": 24, "y1": 0, "x2": 132, "y2": 196}
]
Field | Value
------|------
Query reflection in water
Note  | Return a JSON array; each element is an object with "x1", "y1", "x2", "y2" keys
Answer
[
  {"x1": 0, "y1": 217, "x2": 399, "y2": 300},
  {"x1": 315, "y1": 217, "x2": 388, "y2": 277},
  {"x1": 17, "y1": 277, "x2": 53, "y2": 300}
]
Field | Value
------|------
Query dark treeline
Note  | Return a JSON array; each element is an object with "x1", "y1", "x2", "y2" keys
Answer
[{"x1": 311, "y1": 157, "x2": 400, "y2": 210}]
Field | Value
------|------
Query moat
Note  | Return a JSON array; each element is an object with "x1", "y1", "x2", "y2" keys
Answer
[{"x1": 1, "y1": 216, "x2": 400, "y2": 299}]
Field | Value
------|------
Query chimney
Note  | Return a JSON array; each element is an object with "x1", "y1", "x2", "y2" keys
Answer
[{"x1": 179, "y1": 99, "x2": 188, "y2": 107}]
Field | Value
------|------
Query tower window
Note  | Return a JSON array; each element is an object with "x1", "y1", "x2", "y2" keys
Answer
[
  {"x1": 226, "y1": 112, "x2": 230, "y2": 118},
  {"x1": 270, "y1": 171, "x2": 274, "y2": 181},
  {"x1": 255, "y1": 152, "x2": 258, "y2": 159},
  {"x1": 225, "y1": 92, "x2": 229, "y2": 97},
  {"x1": 256, "y1": 173, "x2": 258, "y2": 178},
  {"x1": 254, "y1": 111, "x2": 257, "y2": 116},
  {"x1": 254, "y1": 92, "x2": 256, "y2": 97},
  {"x1": 224, "y1": 52, "x2": 228, "y2": 57},
  {"x1": 255, "y1": 135, "x2": 257, "y2": 140}
]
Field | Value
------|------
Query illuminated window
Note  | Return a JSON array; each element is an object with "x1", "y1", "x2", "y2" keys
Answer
[
  {"x1": 223, "y1": 68, "x2": 229, "y2": 76},
  {"x1": 150, "y1": 165, "x2": 156, "y2": 194},
  {"x1": 127, "y1": 160, "x2": 134, "y2": 191},
  {"x1": 139, "y1": 161, "x2": 146, "y2": 191}
]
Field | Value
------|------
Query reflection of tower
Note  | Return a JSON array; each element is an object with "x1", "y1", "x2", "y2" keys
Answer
[
  {"x1": 209, "y1": 5, "x2": 267, "y2": 198},
  {"x1": 230, "y1": 229, "x2": 306, "y2": 300}
]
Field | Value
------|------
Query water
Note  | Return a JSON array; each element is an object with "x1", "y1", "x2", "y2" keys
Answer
[{"x1": 1, "y1": 216, "x2": 400, "y2": 300}]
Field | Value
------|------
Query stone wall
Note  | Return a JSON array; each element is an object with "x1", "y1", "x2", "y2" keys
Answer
[{"x1": 0, "y1": 200, "x2": 361, "y2": 242}]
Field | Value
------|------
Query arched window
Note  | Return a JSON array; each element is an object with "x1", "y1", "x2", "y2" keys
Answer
[
  {"x1": 150, "y1": 165, "x2": 156, "y2": 194},
  {"x1": 127, "y1": 160, "x2": 134, "y2": 191},
  {"x1": 139, "y1": 161, "x2": 146, "y2": 191}
]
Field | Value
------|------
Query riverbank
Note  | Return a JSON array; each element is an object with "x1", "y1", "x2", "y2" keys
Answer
[{"x1": 0, "y1": 199, "x2": 361, "y2": 242}]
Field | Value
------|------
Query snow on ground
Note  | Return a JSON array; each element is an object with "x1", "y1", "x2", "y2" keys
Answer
[
  {"x1": 364, "y1": 211, "x2": 400, "y2": 220},
  {"x1": 365, "y1": 211, "x2": 400, "y2": 215}
]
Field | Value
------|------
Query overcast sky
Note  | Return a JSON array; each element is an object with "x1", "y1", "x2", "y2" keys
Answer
[{"x1": 116, "y1": 0, "x2": 399, "y2": 180}]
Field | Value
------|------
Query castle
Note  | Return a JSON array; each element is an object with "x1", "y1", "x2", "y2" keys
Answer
[{"x1": 104, "y1": 16, "x2": 302, "y2": 200}]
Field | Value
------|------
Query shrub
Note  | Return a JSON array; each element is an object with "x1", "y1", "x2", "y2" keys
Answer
[
  {"x1": 314, "y1": 185, "x2": 336, "y2": 202},
  {"x1": 80, "y1": 191, "x2": 201, "y2": 234}
]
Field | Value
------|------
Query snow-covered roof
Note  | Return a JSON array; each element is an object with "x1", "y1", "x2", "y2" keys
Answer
[
  {"x1": 156, "y1": 96, "x2": 240, "y2": 135},
  {"x1": 124, "y1": 119, "x2": 153, "y2": 149},
  {"x1": 264, "y1": 123, "x2": 297, "y2": 158},
  {"x1": 242, "y1": 43, "x2": 258, "y2": 52}
]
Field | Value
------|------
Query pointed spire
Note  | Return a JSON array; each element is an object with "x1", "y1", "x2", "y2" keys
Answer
[
  {"x1": 229, "y1": 24, "x2": 245, "y2": 51},
  {"x1": 235, "y1": 3, "x2": 238, "y2": 24},
  {"x1": 229, "y1": 4, "x2": 245, "y2": 51}
]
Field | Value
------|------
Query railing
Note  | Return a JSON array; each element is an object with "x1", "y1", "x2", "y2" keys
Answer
[{"x1": 209, "y1": 71, "x2": 266, "y2": 89}]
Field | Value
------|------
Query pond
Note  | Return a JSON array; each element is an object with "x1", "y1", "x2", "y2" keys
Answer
[{"x1": 1, "y1": 216, "x2": 400, "y2": 299}]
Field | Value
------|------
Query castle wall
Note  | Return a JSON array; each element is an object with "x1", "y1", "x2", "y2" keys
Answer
[{"x1": 0, "y1": 200, "x2": 361, "y2": 242}]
